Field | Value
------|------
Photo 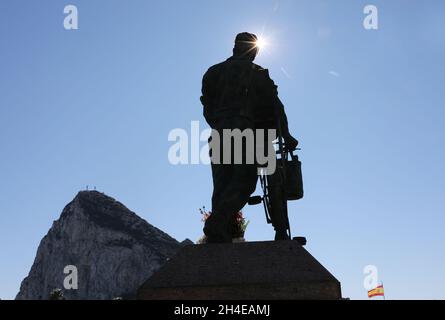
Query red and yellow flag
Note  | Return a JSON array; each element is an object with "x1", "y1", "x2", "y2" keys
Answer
[{"x1": 368, "y1": 284, "x2": 385, "y2": 298}]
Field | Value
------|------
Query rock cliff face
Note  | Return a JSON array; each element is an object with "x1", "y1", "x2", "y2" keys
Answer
[{"x1": 16, "y1": 191, "x2": 188, "y2": 300}]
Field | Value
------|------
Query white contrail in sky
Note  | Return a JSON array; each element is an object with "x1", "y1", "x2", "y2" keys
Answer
[
  {"x1": 329, "y1": 70, "x2": 340, "y2": 77},
  {"x1": 281, "y1": 67, "x2": 292, "y2": 79},
  {"x1": 273, "y1": 1, "x2": 280, "y2": 12}
]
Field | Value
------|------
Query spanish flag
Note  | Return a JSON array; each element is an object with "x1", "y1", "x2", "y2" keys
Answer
[{"x1": 368, "y1": 284, "x2": 385, "y2": 298}]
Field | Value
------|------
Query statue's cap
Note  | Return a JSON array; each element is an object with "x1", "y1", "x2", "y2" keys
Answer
[{"x1": 235, "y1": 32, "x2": 258, "y2": 45}]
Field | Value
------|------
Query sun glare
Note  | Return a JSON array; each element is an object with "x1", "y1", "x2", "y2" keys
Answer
[{"x1": 255, "y1": 37, "x2": 268, "y2": 50}]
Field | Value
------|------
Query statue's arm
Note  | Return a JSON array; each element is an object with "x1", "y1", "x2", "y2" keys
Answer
[
  {"x1": 265, "y1": 71, "x2": 299, "y2": 150},
  {"x1": 200, "y1": 69, "x2": 216, "y2": 126}
]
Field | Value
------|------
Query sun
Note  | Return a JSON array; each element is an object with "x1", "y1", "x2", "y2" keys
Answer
[{"x1": 255, "y1": 37, "x2": 268, "y2": 50}]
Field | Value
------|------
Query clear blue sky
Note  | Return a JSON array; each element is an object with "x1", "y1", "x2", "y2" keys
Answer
[{"x1": 1, "y1": 0, "x2": 444, "y2": 300}]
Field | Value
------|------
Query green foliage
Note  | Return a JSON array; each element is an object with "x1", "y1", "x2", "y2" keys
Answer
[{"x1": 48, "y1": 288, "x2": 65, "y2": 300}]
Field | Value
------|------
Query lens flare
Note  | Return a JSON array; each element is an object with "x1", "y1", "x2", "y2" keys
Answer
[{"x1": 255, "y1": 37, "x2": 268, "y2": 50}]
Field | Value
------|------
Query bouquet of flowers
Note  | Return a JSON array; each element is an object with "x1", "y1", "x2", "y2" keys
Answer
[
  {"x1": 232, "y1": 211, "x2": 249, "y2": 239},
  {"x1": 197, "y1": 207, "x2": 249, "y2": 244}
]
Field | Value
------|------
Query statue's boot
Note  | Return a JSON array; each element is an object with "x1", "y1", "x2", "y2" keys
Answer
[
  {"x1": 274, "y1": 229, "x2": 291, "y2": 241},
  {"x1": 204, "y1": 213, "x2": 232, "y2": 243}
]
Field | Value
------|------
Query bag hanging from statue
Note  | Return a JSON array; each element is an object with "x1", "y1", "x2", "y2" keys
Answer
[{"x1": 285, "y1": 151, "x2": 304, "y2": 201}]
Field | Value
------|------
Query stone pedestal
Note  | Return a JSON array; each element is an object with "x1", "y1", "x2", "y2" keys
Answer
[{"x1": 137, "y1": 240, "x2": 341, "y2": 300}]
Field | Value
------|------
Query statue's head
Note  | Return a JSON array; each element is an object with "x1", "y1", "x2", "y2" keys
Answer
[{"x1": 233, "y1": 32, "x2": 259, "y2": 61}]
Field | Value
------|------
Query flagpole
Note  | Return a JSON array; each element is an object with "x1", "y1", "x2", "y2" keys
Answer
[{"x1": 382, "y1": 281, "x2": 386, "y2": 301}]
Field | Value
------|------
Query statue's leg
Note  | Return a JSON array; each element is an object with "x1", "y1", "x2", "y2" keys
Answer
[
  {"x1": 205, "y1": 162, "x2": 257, "y2": 243},
  {"x1": 204, "y1": 163, "x2": 234, "y2": 243},
  {"x1": 267, "y1": 170, "x2": 290, "y2": 240},
  {"x1": 205, "y1": 117, "x2": 257, "y2": 243}
]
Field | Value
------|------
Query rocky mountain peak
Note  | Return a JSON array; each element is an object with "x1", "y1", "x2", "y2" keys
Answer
[{"x1": 16, "y1": 191, "x2": 188, "y2": 300}]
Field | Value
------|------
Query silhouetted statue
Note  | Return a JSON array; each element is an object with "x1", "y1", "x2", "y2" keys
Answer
[{"x1": 200, "y1": 32, "x2": 299, "y2": 243}]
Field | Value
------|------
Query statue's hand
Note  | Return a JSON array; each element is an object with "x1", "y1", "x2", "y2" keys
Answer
[{"x1": 284, "y1": 134, "x2": 299, "y2": 151}]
